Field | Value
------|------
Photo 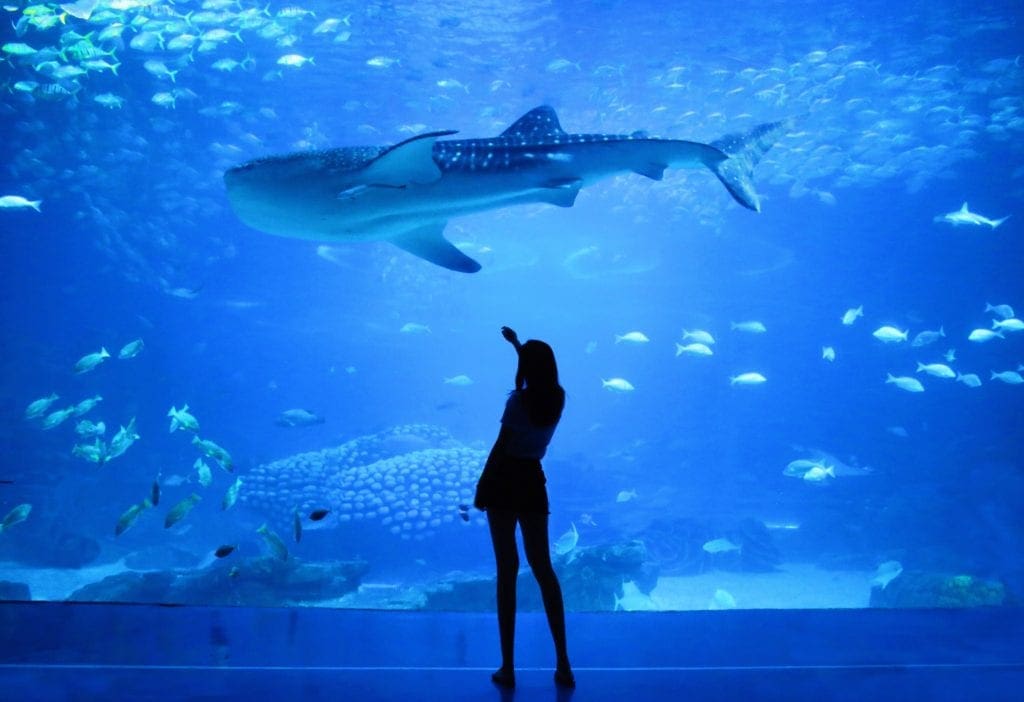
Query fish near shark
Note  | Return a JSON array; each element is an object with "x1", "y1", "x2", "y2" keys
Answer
[{"x1": 224, "y1": 106, "x2": 787, "y2": 272}]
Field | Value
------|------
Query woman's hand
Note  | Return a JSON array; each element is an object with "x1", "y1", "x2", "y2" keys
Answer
[{"x1": 501, "y1": 326, "x2": 520, "y2": 347}]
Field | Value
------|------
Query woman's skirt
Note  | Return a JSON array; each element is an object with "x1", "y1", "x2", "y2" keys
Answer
[{"x1": 474, "y1": 454, "x2": 549, "y2": 514}]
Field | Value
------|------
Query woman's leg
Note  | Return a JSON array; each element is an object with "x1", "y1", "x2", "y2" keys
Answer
[
  {"x1": 487, "y1": 509, "x2": 519, "y2": 674},
  {"x1": 519, "y1": 512, "x2": 571, "y2": 672}
]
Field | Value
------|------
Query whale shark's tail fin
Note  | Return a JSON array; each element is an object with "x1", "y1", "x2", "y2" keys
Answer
[{"x1": 707, "y1": 119, "x2": 791, "y2": 212}]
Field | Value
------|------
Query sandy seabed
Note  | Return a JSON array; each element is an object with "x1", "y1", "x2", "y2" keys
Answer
[{"x1": 646, "y1": 563, "x2": 874, "y2": 610}]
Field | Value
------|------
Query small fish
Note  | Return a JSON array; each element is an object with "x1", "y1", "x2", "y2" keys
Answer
[
  {"x1": 553, "y1": 522, "x2": 579, "y2": 555},
  {"x1": 841, "y1": 306, "x2": 863, "y2": 325},
  {"x1": 150, "y1": 479, "x2": 161, "y2": 507},
  {"x1": 214, "y1": 544, "x2": 236, "y2": 558},
  {"x1": 985, "y1": 303, "x2": 1014, "y2": 320},
  {"x1": 93, "y1": 93, "x2": 125, "y2": 109},
  {"x1": 873, "y1": 326, "x2": 908, "y2": 343},
  {"x1": 675, "y1": 342, "x2": 713, "y2": 357},
  {"x1": 783, "y1": 459, "x2": 821, "y2": 477},
  {"x1": 709, "y1": 588, "x2": 737, "y2": 610},
  {"x1": 0, "y1": 503, "x2": 32, "y2": 533},
  {"x1": 457, "y1": 504, "x2": 469, "y2": 522},
  {"x1": 0, "y1": 195, "x2": 42, "y2": 212},
  {"x1": 444, "y1": 374, "x2": 473, "y2": 386},
  {"x1": 615, "y1": 331, "x2": 649, "y2": 344},
  {"x1": 193, "y1": 436, "x2": 232, "y2": 472},
  {"x1": 366, "y1": 55, "x2": 398, "y2": 68},
  {"x1": 143, "y1": 59, "x2": 178, "y2": 82},
  {"x1": 222, "y1": 478, "x2": 242, "y2": 511},
  {"x1": 275, "y1": 409, "x2": 324, "y2": 427},
  {"x1": 115, "y1": 499, "x2": 152, "y2": 536},
  {"x1": 968, "y1": 328, "x2": 1003, "y2": 343},
  {"x1": 916, "y1": 362, "x2": 955, "y2": 379},
  {"x1": 309, "y1": 508, "x2": 330, "y2": 521},
  {"x1": 802, "y1": 465, "x2": 835, "y2": 482},
  {"x1": 682, "y1": 329, "x2": 715, "y2": 345},
  {"x1": 911, "y1": 327, "x2": 945, "y2": 347},
  {"x1": 944, "y1": 348, "x2": 956, "y2": 363},
  {"x1": 935, "y1": 202, "x2": 1009, "y2": 228},
  {"x1": 730, "y1": 321, "x2": 767, "y2": 333},
  {"x1": 730, "y1": 372, "x2": 766, "y2": 386},
  {"x1": 2, "y1": 43, "x2": 38, "y2": 57},
  {"x1": 152, "y1": 92, "x2": 176, "y2": 109},
  {"x1": 74, "y1": 420, "x2": 106, "y2": 437},
  {"x1": 399, "y1": 322, "x2": 431, "y2": 334},
  {"x1": 990, "y1": 371, "x2": 1024, "y2": 385},
  {"x1": 73, "y1": 347, "x2": 111, "y2": 374},
  {"x1": 956, "y1": 373, "x2": 982, "y2": 388},
  {"x1": 257, "y1": 523, "x2": 289, "y2": 560},
  {"x1": 195, "y1": 458, "x2": 213, "y2": 487},
  {"x1": 886, "y1": 373, "x2": 924, "y2": 393},
  {"x1": 42, "y1": 407, "x2": 75, "y2": 430},
  {"x1": 546, "y1": 58, "x2": 580, "y2": 73},
  {"x1": 293, "y1": 508, "x2": 302, "y2": 542},
  {"x1": 702, "y1": 538, "x2": 740, "y2": 554},
  {"x1": 106, "y1": 418, "x2": 139, "y2": 461},
  {"x1": 277, "y1": 53, "x2": 314, "y2": 68},
  {"x1": 602, "y1": 378, "x2": 635, "y2": 392},
  {"x1": 72, "y1": 395, "x2": 103, "y2": 417},
  {"x1": 313, "y1": 18, "x2": 343, "y2": 34},
  {"x1": 228, "y1": 566, "x2": 241, "y2": 578},
  {"x1": 25, "y1": 393, "x2": 58, "y2": 419},
  {"x1": 164, "y1": 493, "x2": 201, "y2": 528},
  {"x1": 992, "y1": 318, "x2": 1024, "y2": 333},
  {"x1": 72, "y1": 438, "x2": 106, "y2": 464},
  {"x1": 616, "y1": 489, "x2": 637, "y2": 502},
  {"x1": 168, "y1": 404, "x2": 200, "y2": 433},
  {"x1": 871, "y1": 560, "x2": 903, "y2": 589},
  {"x1": 118, "y1": 338, "x2": 144, "y2": 359},
  {"x1": 822, "y1": 346, "x2": 836, "y2": 362}
]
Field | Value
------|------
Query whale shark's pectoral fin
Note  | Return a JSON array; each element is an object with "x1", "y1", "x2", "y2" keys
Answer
[
  {"x1": 539, "y1": 178, "x2": 582, "y2": 207},
  {"x1": 361, "y1": 130, "x2": 457, "y2": 187},
  {"x1": 391, "y1": 222, "x2": 481, "y2": 273},
  {"x1": 633, "y1": 163, "x2": 667, "y2": 180}
]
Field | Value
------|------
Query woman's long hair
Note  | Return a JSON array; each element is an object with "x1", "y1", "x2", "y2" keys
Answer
[{"x1": 515, "y1": 340, "x2": 565, "y2": 427}]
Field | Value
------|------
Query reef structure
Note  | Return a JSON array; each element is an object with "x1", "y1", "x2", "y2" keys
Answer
[{"x1": 242, "y1": 424, "x2": 486, "y2": 540}]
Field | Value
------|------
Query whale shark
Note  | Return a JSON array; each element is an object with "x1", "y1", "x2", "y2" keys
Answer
[{"x1": 224, "y1": 106, "x2": 786, "y2": 272}]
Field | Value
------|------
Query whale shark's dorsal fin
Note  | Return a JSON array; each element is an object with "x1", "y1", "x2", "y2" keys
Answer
[
  {"x1": 500, "y1": 106, "x2": 567, "y2": 139},
  {"x1": 960, "y1": 202, "x2": 969, "y2": 212}
]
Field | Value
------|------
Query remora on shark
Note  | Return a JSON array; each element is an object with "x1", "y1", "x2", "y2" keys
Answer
[{"x1": 224, "y1": 106, "x2": 787, "y2": 272}]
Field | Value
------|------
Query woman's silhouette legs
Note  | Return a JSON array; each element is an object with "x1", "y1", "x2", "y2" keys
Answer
[
  {"x1": 519, "y1": 512, "x2": 571, "y2": 672},
  {"x1": 487, "y1": 510, "x2": 519, "y2": 680},
  {"x1": 487, "y1": 510, "x2": 572, "y2": 680}
]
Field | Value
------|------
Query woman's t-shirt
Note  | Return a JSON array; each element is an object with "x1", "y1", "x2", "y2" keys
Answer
[{"x1": 500, "y1": 390, "x2": 558, "y2": 460}]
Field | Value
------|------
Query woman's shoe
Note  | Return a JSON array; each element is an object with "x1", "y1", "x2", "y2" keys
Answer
[
  {"x1": 554, "y1": 667, "x2": 575, "y2": 688},
  {"x1": 491, "y1": 668, "x2": 516, "y2": 689}
]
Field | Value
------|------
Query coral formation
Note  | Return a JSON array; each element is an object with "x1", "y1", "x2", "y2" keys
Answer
[
  {"x1": 243, "y1": 424, "x2": 486, "y2": 540},
  {"x1": 870, "y1": 571, "x2": 1007, "y2": 608},
  {"x1": 68, "y1": 557, "x2": 369, "y2": 606}
]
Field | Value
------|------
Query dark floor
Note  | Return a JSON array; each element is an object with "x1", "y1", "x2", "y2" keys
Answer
[{"x1": 1, "y1": 602, "x2": 1022, "y2": 701}]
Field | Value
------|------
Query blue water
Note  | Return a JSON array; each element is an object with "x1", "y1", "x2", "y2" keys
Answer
[{"x1": 0, "y1": 0, "x2": 1021, "y2": 605}]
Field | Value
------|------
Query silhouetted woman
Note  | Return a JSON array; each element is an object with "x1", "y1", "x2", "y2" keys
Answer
[{"x1": 474, "y1": 326, "x2": 574, "y2": 689}]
